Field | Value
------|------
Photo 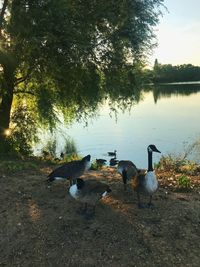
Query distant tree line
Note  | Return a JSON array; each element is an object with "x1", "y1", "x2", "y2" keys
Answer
[{"x1": 146, "y1": 59, "x2": 200, "y2": 83}]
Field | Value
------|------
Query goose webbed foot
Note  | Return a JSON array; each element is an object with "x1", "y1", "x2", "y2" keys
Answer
[
  {"x1": 77, "y1": 209, "x2": 95, "y2": 220},
  {"x1": 147, "y1": 196, "x2": 154, "y2": 209},
  {"x1": 124, "y1": 184, "x2": 127, "y2": 191},
  {"x1": 137, "y1": 192, "x2": 146, "y2": 209},
  {"x1": 83, "y1": 211, "x2": 95, "y2": 220},
  {"x1": 138, "y1": 203, "x2": 146, "y2": 209},
  {"x1": 84, "y1": 206, "x2": 96, "y2": 220},
  {"x1": 147, "y1": 202, "x2": 155, "y2": 209},
  {"x1": 77, "y1": 204, "x2": 96, "y2": 219},
  {"x1": 76, "y1": 207, "x2": 87, "y2": 215},
  {"x1": 76, "y1": 203, "x2": 88, "y2": 215}
]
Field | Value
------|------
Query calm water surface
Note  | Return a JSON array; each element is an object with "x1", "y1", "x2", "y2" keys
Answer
[{"x1": 38, "y1": 84, "x2": 200, "y2": 168}]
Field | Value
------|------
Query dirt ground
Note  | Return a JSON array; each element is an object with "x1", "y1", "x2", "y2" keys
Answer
[{"x1": 0, "y1": 163, "x2": 200, "y2": 267}]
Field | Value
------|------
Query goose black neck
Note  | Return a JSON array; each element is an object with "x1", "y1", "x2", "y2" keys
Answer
[
  {"x1": 148, "y1": 151, "x2": 153, "y2": 171},
  {"x1": 122, "y1": 169, "x2": 127, "y2": 185}
]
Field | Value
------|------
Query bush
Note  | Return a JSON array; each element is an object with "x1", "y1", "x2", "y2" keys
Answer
[
  {"x1": 42, "y1": 139, "x2": 57, "y2": 158},
  {"x1": 63, "y1": 137, "x2": 77, "y2": 156},
  {"x1": 157, "y1": 154, "x2": 187, "y2": 172},
  {"x1": 157, "y1": 154, "x2": 200, "y2": 176},
  {"x1": 41, "y1": 136, "x2": 78, "y2": 161},
  {"x1": 178, "y1": 175, "x2": 191, "y2": 189},
  {"x1": 8, "y1": 105, "x2": 38, "y2": 156}
]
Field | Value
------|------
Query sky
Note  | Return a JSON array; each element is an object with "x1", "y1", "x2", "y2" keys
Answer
[
  {"x1": 1, "y1": 0, "x2": 199, "y2": 67},
  {"x1": 148, "y1": 0, "x2": 200, "y2": 67}
]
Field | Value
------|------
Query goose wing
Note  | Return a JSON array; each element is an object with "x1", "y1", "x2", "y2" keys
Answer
[
  {"x1": 78, "y1": 180, "x2": 110, "y2": 204},
  {"x1": 118, "y1": 160, "x2": 138, "y2": 178},
  {"x1": 48, "y1": 160, "x2": 85, "y2": 179},
  {"x1": 132, "y1": 171, "x2": 146, "y2": 191},
  {"x1": 84, "y1": 180, "x2": 109, "y2": 194}
]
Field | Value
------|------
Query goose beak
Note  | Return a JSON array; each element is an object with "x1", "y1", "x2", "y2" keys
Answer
[{"x1": 155, "y1": 148, "x2": 161, "y2": 153}]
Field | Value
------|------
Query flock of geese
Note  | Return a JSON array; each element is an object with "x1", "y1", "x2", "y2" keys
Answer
[{"x1": 47, "y1": 144, "x2": 161, "y2": 218}]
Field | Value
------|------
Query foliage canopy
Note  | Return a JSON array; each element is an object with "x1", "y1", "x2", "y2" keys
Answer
[{"x1": 0, "y1": 0, "x2": 164, "y2": 154}]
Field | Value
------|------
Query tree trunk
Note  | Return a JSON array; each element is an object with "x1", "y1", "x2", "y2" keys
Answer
[
  {"x1": 0, "y1": 63, "x2": 14, "y2": 153},
  {"x1": 0, "y1": 0, "x2": 9, "y2": 31}
]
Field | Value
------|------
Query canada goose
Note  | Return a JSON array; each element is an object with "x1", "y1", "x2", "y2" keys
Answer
[
  {"x1": 47, "y1": 155, "x2": 91, "y2": 185},
  {"x1": 60, "y1": 152, "x2": 65, "y2": 160},
  {"x1": 108, "y1": 150, "x2": 117, "y2": 157},
  {"x1": 117, "y1": 160, "x2": 138, "y2": 190},
  {"x1": 123, "y1": 144, "x2": 161, "y2": 208},
  {"x1": 96, "y1": 158, "x2": 107, "y2": 166},
  {"x1": 109, "y1": 157, "x2": 119, "y2": 166},
  {"x1": 69, "y1": 178, "x2": 111, "y2": 218}
]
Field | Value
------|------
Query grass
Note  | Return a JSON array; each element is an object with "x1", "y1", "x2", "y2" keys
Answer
[
  {"x1": 156, "y1": 154, "x2": 200, "y2": 176},
  {"x1": 41, "y1": 136, "x2": 78, "y2": 161},
  {"x1": 90, "y1": 160, "x2": 104, "y2": 170},
  {"x1": 0, "y1": 158, "x2": 39, "y2": 173},
  {"x1": 155, "y1": 153, "x2": 200, "y2": 191},
  {"x1": 63, "y1": 137, "x2": 77, "y2": 156},
  {"x1": 156, "y1": 139, "x2": 200, "y2": 176},
  {"x1": 178, "y1": 175, "x2": 191, "y2": 189}
]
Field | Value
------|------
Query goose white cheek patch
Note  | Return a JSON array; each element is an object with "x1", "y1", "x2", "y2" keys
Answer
[{"x1": 102, "y1": 191, "x2": 107, "y2": 197}]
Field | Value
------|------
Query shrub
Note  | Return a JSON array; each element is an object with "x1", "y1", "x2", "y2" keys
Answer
[
  {"x1": 63, "y1": 137, "x2": 77, "y2": 156},
  {"x1": 178, "y1": 175, "x2": 191, "y2": 189}
]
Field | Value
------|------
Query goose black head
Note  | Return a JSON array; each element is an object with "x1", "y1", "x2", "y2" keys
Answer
[
  {"x1": 148, "y1": 144, "x2": 161, "y2": 154},
  {"x1": 82, "y1": 155, "x2": 91, "y2": 162},
  {"x1": 106, "y1": 186, "x2": 112, "y2": 193},
  {"x1": 76, "y1": 178, "x2": 85, "y2": 189}
]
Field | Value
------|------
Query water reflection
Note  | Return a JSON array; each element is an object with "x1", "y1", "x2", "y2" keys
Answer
[
  {"x1": 144, "y1": 83, "x2": 200, "y2": 103},
  {"x1": 36, "y1": 83, "x2": 200, "y2": 168}
]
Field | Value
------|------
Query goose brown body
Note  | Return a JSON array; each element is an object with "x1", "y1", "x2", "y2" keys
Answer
[
  {"x1": 117, "y1": 160, "x2": 138, "y2": 190},
  {"x1": 69, "y1": 178, "x2": 111, "y2": 217},
  {"x1": 47, "y1": 155, "x2": 91, "y2": 185},
  {"x1": 117, "y1": 145, "x2": 161, "y2": 208},
  {"x1": 70, "y1": 179, "x2": 111, "y2": 204}
]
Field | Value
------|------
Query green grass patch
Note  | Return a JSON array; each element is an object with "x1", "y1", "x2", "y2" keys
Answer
[
  {"x1": 178, "y1": 175, "x2": 191, "y2": 189},
  {"x1": 0, "y1": 160, "x2": 38, "y2": 173}
]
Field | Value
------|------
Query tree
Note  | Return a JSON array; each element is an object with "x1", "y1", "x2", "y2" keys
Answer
[
  {"x1": 151, "y1": 62, "x2": 200, "y2": 83},
  {"x1": 0, "y1": 0, "x2": 164, "y2": 154}
]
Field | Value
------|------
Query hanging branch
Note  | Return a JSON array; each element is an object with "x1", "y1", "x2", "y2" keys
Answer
[
  {"x1": 14, "y1": 74, "x2": 30, "y2": 86},
  {"x1": 14, "y1": 89, "x2": 35, "y2": 96},
  {"x1": 0, "y1": 0, "x2": 9, "y2": 36}
]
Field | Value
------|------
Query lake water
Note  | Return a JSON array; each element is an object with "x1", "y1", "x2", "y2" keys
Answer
[{"x1": 37, "y1": 83, "x2": 200, "y2": 168}]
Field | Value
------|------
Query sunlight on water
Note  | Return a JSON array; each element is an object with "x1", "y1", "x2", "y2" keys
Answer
[{"x1": 36, "y1": 86, "x2": 200, "y2": 168}]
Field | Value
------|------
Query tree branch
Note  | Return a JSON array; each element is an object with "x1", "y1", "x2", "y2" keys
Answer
[
  {"x1": 14, "y1": 66, "x2": 34, "y2": 86},
  {"x1": 0, "y1": 0, "x2": 9, "y2": 34},
  {"x1": 14, "y1": 75, "x2": 29, "y2": 86},
  {"x1": 14, "y1": 89, "x2": 35, "y2": 96}
]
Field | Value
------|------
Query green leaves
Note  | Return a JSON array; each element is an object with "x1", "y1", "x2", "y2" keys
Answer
[
  {"x1": 0, "y1": 0, "x2": 164, "y2": 154},
  {"x1": 178, "y1": 175, "x2": 191, "y2": 189}
]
